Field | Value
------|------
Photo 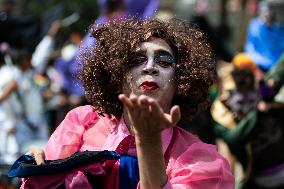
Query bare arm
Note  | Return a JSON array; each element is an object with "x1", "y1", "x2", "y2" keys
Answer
[
  {"x1": 258, "y1": 100, "x2": 284, "y2": 112},
  {"x1": 32, "y1": 20, "x2": 62, "y2": 73},
  {"x1": 0, "y1": 80, "x2": 18, "y2": 102},
  {"x1": 119, "y1": 94, "x2": 181, "y2": 189}
]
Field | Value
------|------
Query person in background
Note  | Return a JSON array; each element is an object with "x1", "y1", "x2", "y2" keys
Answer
[
  {"x1": 261, "y1": 53, "x2": 284, "y2": 110},
  {"x1": 211, "y1": 53, "x2": 259, "y2": 188},
  {"x1": 31, "y1": 20, "x2": 62, "y2": 74},
  {"x1": 80, "y1": 0, "x2": 159, "y2": 51},
  {"x1": 244, "y1": 0, "x2": 284, "y2": 73},
  {"x1": 12, "y1": 50, "x2": 49, "y2": 153},
  {"x1": 212, "y1": 53, "x2": 284, "y2": 189},
  {"x1": 0, "y1": 50, "x2": 20, "y2": 165}
]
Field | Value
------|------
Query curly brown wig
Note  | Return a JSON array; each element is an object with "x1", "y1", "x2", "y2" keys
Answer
[{"x1": 79, "y1": 18, "x2": 215, "y2": 124}]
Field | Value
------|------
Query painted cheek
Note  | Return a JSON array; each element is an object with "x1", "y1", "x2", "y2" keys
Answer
[
  {"x1": 159, "y1": 70, "x2": 175, "y2": 90},
  {"x1": 125, "y1": 67, "x2": 144, "y2": 94}
]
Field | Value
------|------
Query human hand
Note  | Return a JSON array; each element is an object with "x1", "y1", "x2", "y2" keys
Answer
[
  {"x1": 267, "y1": 79, "x2": 275, "y2": 88},
  {"x1": 7, "y1": 127, "x2": 16, "y2": 134},
  {"x1": 26, "y1": 148, "x2": 46, "y2": 165},
  {"x1": 48, "y1": 20, "x2": 62, "y2": 37},
  {"x1": 258, "y1": 100, "x2": 271, "y2": 112},
  {"x1": 118, "y1": 94, "x2": 181, "y2": 140},
  {"x1": 255, "y1": 68, "x2": 264, "y2": 82}
]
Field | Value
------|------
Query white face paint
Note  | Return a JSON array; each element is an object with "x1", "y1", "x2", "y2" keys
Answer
[{"x1": 122, "y1": 37, "x2": 176, "y2": 112}]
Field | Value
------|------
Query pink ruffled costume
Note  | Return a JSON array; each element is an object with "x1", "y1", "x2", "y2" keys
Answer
[{"x1": 21, "y1": 105, "x2": 234, "y2": 188}]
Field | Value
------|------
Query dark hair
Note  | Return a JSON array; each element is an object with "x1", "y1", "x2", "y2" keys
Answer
[
  {"x1": 231, "y1": 68, "x2": 255, "y2": 91},
  {"x1": 79, "y1": 18, "x2": 215, "y2": 124},
  {"x1": 16, "y1": 50, "x2": 32, "y2": 62}
]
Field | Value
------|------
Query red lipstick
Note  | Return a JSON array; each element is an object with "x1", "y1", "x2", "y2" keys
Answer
[{"x1": 140, "y1": 81, "x2": 159, "y2": 90}]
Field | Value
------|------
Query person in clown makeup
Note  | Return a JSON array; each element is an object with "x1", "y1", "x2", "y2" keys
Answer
[{"x1": 21, "y1": 19, "x2": 234, "y2": 189}]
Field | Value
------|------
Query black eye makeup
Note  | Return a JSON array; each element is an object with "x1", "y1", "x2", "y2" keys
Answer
[
  {"x1": 129, "y1": 50, "x2": 176, "y2": 68},
  {"x1": 154, "y1": 50, "x2": 176, "y2": 68},
  {"x1": 129, "y1": 52, "x2": 147, "y2": 66}
]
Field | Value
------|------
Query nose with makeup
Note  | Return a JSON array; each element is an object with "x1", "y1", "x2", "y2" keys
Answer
[{"x1": 142, "y1": 58, "x2": 159, "y2": 75}]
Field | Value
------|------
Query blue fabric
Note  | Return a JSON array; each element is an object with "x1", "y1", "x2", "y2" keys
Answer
[
  {"x1": 9, "y1": 151, "x2": 140, "y2": 188},
  {"x1": 8, "y1": 150, "x2": 119, "y2": 178},
  {"x1": 97, "y1": 0, "x2": 159, "y2": 19},
  {"x1": 244, "y1": 18, "x2": 284, "y2": 72},
  {"x1": 55, "y1": 56, "x2": 84, "y2": 97},
  {"x1": 79, "y1": 0, "x2": 159, "y2": 62},
  {"x1": 8, "y1": 155, "x2": 35, "y2": 178},
  {"x1": 119, "y1": 155, "x2": 139, "y2": 189}
]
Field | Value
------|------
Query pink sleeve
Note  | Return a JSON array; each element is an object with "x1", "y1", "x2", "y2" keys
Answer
[
  {"x1": 44, "y1": 105, "x2": 99, "y2": 160},
  {"x1": 164, "y1": 142, "x2": 234, "y2": 189},
  {"x1": 137, "y1": 142, "x2": 234, "y2": 189}
]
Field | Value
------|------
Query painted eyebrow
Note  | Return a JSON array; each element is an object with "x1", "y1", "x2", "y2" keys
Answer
[{"x1": 134, "y1": 50, "x2": 146, "y2": 56}]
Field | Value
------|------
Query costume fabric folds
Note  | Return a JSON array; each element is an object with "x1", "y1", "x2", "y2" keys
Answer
[
  {"x1": 20, "y1": 105, "x2": 234, "y2": 189},
  {"x1": 10, "y1": 151, "x2": 140, "y2": 189}
]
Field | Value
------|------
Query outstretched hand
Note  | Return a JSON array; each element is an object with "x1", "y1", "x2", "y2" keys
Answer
[
  {"x1": 48, "y1": 20, "x2": 62, "y2": 37},
  {"x1": 118, "y1": 94, "x2": 181, "y2": 139}
]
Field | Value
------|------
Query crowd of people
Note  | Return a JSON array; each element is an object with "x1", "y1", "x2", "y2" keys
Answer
[{"x1": 0, "y1": 0, "x2": 284, "y2": 188}]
